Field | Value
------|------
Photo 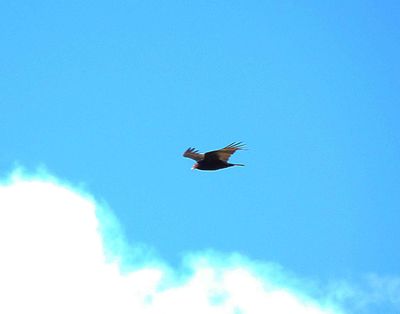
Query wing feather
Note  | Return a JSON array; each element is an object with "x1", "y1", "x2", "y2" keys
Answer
[
  {"x1": 183, "y1": 147, "x2": 204, "y2": 161},
  {"x1": 204, "y1": 142, "x2": 246, "y2": 162}
]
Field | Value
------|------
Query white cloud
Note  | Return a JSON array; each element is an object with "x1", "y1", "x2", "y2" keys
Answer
[{"x1": 0, "y1": 169, "x2": 359, "y2": 314}]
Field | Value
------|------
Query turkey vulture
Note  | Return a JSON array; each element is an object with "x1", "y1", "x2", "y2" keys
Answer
[{"x1": 183, "y1": 142, "x2": 246, "y2": 171}]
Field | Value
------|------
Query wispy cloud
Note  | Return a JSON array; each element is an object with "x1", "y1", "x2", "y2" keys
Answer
[
  {"x1": 0, "y1": 169, "x2": 396, "y2": 313},
  {"x1": 326, "y1": 274, "x2": 400, "y2": 313}
]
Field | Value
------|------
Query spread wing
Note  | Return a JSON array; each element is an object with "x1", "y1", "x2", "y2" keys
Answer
[
  {"x1": 204, "y1": 142, "x2": 246, "y2": 162},
  {"x1": 183, "y1": 147, "x2": 204, "y2": 161}
]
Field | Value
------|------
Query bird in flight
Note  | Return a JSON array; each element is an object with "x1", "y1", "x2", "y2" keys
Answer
[{"x1": 183, "y1": 142, "x2": 246, "y2": 171}]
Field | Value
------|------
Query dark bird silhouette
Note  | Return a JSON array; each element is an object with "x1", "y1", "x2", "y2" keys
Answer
[{"x1": 183, "y1": 142, "x2": 246, "y2": 171}]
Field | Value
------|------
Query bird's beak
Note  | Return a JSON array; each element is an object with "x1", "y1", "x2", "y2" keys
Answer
[{"x1": 191, "y1": 166, "x2": 195, "y2": 170}]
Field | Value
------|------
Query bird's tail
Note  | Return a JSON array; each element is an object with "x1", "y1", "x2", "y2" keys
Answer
[{"x1": 233, "y1": 164, "x2": 245, "y2": 167}]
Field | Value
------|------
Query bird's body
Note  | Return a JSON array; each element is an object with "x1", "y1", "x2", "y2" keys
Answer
[
  {"x1": 183, "y1": 142, "x2": 246, "y2": 171},
  {"x1": 196, "y1": 159, "x2": 244, "y2": 171}
]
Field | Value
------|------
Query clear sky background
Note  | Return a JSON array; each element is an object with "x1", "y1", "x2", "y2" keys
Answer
[{"x1": 1, "y1": 1, "x2": 399, "y2": 312}]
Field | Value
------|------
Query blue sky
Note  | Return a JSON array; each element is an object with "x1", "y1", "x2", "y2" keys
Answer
[{"x1": 1, "y1": 1, "x2": 399, "y2": 313}]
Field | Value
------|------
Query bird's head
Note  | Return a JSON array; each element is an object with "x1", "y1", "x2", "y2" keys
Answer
[{"x1": 191, "y1": 163, "x2": 198, "y2": 170}]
